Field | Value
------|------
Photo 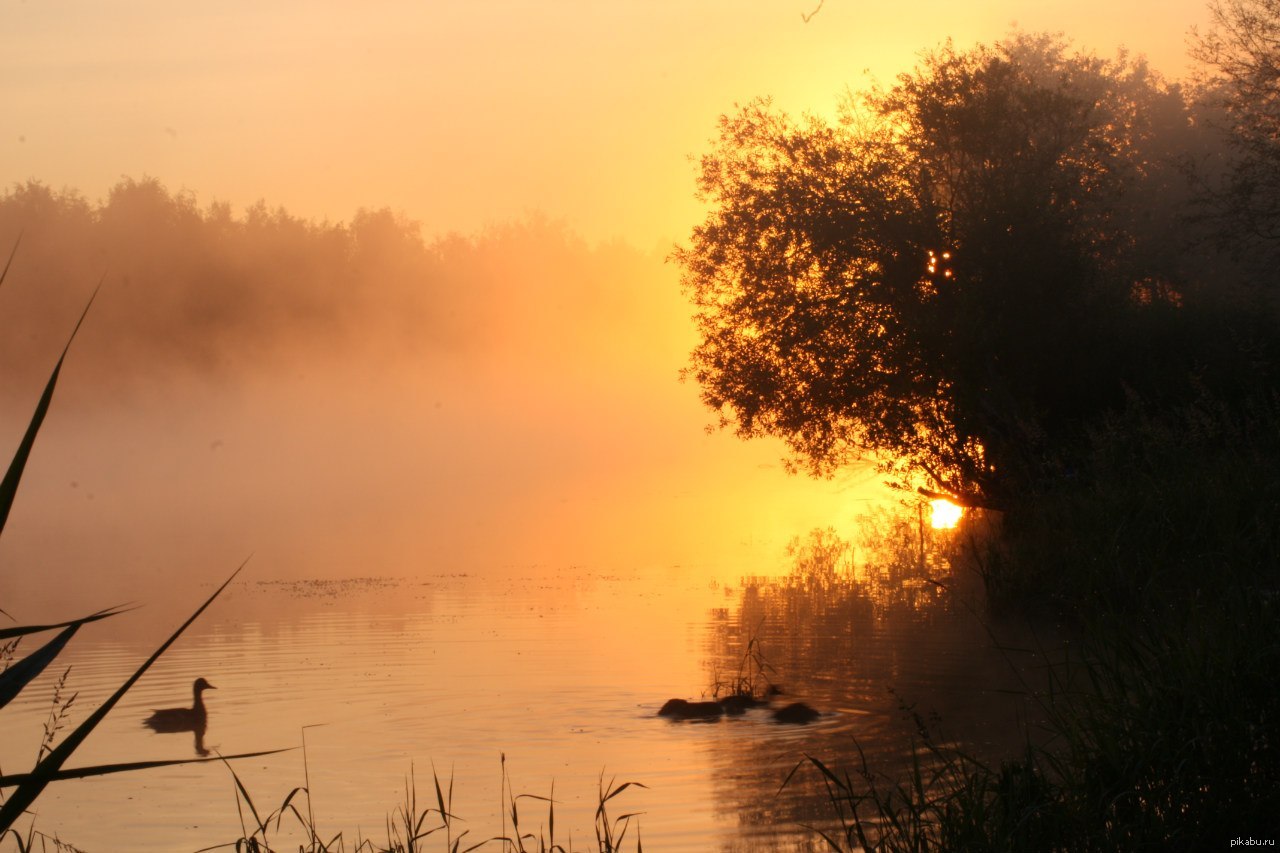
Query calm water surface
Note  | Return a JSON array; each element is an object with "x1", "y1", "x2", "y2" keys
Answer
[{"x1": 0, "y1": 516, "x2": 1049, "y2": 852}]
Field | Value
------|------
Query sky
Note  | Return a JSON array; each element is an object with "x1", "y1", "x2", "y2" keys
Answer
[{"x1": 2, "y1": 0, "x2": 1210, "y2": 249}]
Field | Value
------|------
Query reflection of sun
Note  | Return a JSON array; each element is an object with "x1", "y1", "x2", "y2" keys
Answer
[{"x1": 929, "y1": 499, "x2": 963, "y2": 529}]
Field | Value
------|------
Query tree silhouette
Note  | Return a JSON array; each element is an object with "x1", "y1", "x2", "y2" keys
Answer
[{"x1": 676, "y1": 34, "x2": 1219, "y2": 508}]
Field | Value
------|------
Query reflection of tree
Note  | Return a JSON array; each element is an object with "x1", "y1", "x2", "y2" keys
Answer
[
  {"x1": 714, "y1": 511, "x2": 966, "y2": 699},
  {"x1": 750, "y1": 505, "x2": 960, "y2": 621},
  {"x1": 697, "y1": 508, "x2": 1024, "y2": 839}
]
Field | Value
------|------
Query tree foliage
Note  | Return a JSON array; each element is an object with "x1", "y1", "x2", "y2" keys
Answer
[
  {"x1": 677, "y1": 33, "x2": 1266, "y2": 508},
  {"x1": 1192, "y1": 0, "x2": 1280, "y2": 249}
]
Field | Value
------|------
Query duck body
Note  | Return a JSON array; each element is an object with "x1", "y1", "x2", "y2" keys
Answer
[
  {"x1": 772, "y1": 701, "x2": 820, "y2": 725},
  {"x1": 717, "y1": 692, "x2": 767, "y2": 715},
  {"x1": 144, "y1": 678, "x2": 215, "y2": 733},
  {"x1": 658, "y1": 698, "x2": 725, "y2": 720}
]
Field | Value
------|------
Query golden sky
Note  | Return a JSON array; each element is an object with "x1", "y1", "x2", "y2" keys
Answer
[{"x1": 3, "y1": 0, "x2": 1209, "y2": 248}]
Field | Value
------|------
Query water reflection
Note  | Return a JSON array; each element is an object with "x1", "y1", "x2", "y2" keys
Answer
[
  {"x1": 699, "y1": 506, "x2": 1033, "y2": 842},
  {"x1": 1, "y1": 508, "x2": 1048, "y2": 851},
  {"x1": 143, "y1": 678, "x2": 216, "y2": 756}
]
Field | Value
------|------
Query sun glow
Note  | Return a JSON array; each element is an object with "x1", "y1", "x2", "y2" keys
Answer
[{"x1": 929, "y1": 498, "x2": 963, "y2": 529}]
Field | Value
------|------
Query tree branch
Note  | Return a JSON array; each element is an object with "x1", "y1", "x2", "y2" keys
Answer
[{"x1": 801, "y1": 0, "x2": 825, "y2": 23}]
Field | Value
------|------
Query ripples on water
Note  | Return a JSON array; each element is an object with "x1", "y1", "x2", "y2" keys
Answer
[{"x1": 0, "y1": 516, "x2": 1051, "y2": 851}]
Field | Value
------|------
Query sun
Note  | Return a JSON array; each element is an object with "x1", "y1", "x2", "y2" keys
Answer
[{"x1": 929, "y1": 499, "x2": 963, "y2": 529}]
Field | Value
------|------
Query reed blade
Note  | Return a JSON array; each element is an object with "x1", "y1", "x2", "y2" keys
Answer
[
  {"x1": 0, "y1": 605, "x2": 133, "y2": 641},
  {"x1": 219, "y1": 753, "x2": 268, "y2": 837},
  {"x1": 0, "y1": 625, "x2": 79, "y2": 711},
  {"x1": 0, "y1": 748, "x2": 291, "y2": 787},
  {"x1": 432, "y1": 765, "x2": 447, "y2": 824},
  {"x1": 0, "y1": 560, "x2": 247, "y2": 832},
  {"x1": 0, "y1": 283, "x2": 100, "y2": 539},
  {"x1": 0, "y1": 236, "x2": 19, "y2": 292}
]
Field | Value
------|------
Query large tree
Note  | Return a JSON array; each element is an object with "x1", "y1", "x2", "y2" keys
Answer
[{"x1": 676, "y1": 34, "x2": 1203, "y2": 508}]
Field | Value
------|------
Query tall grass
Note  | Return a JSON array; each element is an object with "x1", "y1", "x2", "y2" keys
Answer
[
  {"x1": 787, "y1": 587, "x2": 1279, "y2": 850},
  {"x1": 203, "y1": 751, "x2": 645, "y2": 853}
]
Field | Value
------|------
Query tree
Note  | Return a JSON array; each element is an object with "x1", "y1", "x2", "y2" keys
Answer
[
  {"x1": 675, "y1": 34, "x2": 1202, "y2": 508},
  {"x1": 1192, "y1": 0, "x2": 1280, "y2": 250}
]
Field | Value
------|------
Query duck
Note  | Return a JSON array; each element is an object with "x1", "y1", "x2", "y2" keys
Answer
[
  {"x1": 772, "y1": 701, "x2": 820, "y2": 725},
  {"x1": 658, "y1": 698, "x2": 724, "y2": 720},
  {"x1": 144, "y1": 678, "x2": 216, "y2": 733}
]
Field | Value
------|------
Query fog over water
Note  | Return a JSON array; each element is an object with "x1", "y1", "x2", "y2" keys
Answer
[{"x1": 0, "y1": 201, "x2": 872, "y2": 624}]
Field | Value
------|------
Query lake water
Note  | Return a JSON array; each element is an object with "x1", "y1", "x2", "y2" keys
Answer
[{"x1": 0, "y1": 510, "x2": 1050, "y2": 852}]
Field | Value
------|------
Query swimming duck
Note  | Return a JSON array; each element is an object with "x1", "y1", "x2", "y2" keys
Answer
[
  {"x1": 144, "y1": 678, "x2": 215, "y2": 733},
  {"x1": 658, "y1": 698, "x2": 725, "y2": 719},
  {"x1": 772, "y1": 701, "x2": 820, "y2": 725}
]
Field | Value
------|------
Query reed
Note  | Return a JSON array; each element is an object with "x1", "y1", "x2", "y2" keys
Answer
[
  {"x1": 1, "y1": 824, "x2": 89, "y2": 853},
  {"x1": 34, "y1": 667, "x2": 76, "y2": 765},
  {"x1": 710, "y1": 630, "x2": 777, "y2": 704},
  {"x1": 206, "y1": 751, "x2": 645, "y2": 853}
]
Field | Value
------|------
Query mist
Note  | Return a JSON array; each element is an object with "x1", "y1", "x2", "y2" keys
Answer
[{"x1": 0, "y1": 179, "x2": 865, "y2": 618}]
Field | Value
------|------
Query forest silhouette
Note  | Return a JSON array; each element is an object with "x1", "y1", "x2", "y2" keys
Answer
[{"x1": 0, "y1": 179, "x2": 677, "y2": 410}]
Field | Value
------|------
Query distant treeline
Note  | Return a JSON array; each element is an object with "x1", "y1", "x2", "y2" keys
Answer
[{"x1": 0, "y1": 178, "x2": 673, "y2": 401}]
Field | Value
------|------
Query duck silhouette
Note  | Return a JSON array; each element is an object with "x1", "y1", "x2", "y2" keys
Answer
[{"x1": 144, "y1": 678, "x2": 215, "y2": 755}]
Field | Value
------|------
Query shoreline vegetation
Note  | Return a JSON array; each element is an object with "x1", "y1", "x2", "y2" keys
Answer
[
  {"x1": 779, "y1": 398, "x2": 1280, "y2": 851},
  {"x1": 199, "y1": 757, "x2": 648, "y2": 853}
]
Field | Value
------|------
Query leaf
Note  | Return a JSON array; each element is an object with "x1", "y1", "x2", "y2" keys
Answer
[
  {"x1": 0, "y1": 748, "x2": 291, "y2": 787},
  {"x1": 0, "y1": 607, "x2": 133, "y2": 710},
  {"x1": 611, "y1": 781, "x2": 648, "y2": 799},
  {"x1": 219, "y1": 752, "x2": 268, "y2": 838},
  {"x1": 0, "y1": 559, "x2": 247, "y2": 833},
  {"x1": 0, "y1": 236, "x2": 19, "y2": 293},
  {"x1": 0, "y1": 283, "x2": 101, "y2": 539},
  {"x1": 0, "y1": 605, "x2": 133, "y2": 640},
  {"x1": 0, "y1": 626, "x2": 77, "y2": 712}
]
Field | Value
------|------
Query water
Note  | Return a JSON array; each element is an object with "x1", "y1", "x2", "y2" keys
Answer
[{"x1": 0, "y1": 515, "x2": 1049, "y2": 852}]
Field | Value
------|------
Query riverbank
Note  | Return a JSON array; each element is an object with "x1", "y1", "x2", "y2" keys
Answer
[{"x1": 801, "y1": 394, "x2": 1280, "y2": 851}]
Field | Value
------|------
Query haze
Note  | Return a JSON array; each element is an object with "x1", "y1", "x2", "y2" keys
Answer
[{"x1": 0, "y1": 1, "x2": 1210, "y2": 616}]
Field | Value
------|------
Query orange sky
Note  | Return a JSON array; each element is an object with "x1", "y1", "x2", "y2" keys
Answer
[{"x1": 2, "y1": 0, "x2": 1209, "y2": 248}]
